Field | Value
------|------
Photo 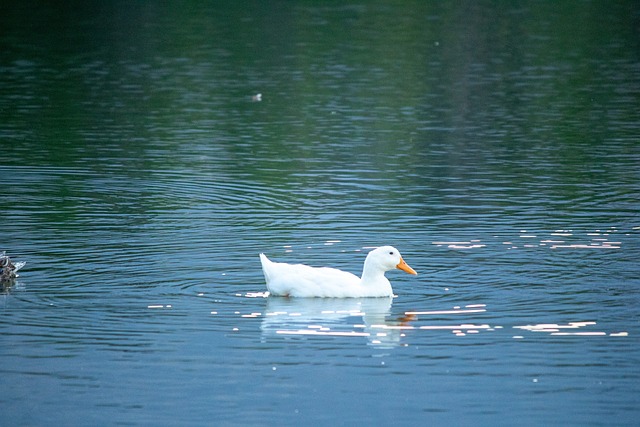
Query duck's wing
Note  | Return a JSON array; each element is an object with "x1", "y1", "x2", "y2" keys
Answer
[{"x1": 260, "y1": 254, "x2": 360, "y2": 297}]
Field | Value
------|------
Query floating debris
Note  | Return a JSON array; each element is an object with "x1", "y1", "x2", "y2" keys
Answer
[{"x1": 1, "y1": 251, "x2": 26, "y2": 285}]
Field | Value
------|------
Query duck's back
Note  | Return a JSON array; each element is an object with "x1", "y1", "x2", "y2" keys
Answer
[{"x1": 260, "y1": 254, "x2": 361, "y2": 297}]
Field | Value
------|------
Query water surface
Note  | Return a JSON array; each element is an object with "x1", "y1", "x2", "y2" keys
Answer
[{"x1": 1, "y1": 1, "x2": 639, "y2": 425}]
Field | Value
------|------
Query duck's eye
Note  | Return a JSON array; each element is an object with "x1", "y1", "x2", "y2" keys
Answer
[{"x1": 389, "y1": 251, "x2": 394, "y2": 255}]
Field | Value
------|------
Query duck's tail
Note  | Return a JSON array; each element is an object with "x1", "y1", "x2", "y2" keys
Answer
[{"x1": 259, "y1": 253, "x2": 271, "y2": 284}]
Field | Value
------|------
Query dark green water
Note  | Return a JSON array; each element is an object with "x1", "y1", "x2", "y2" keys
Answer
[{"x1": 1, "y1": 2, "x2": 639, "y2": 425}]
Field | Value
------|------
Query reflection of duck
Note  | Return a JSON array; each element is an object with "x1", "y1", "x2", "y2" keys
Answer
[
  {"x1": 0, "y1": 251, "x2": 26, "y2": 285},
  {"x1": 261, "y1": 297, "x2": 406, "y2": 348},
  {"x1": 259, "y1": 246, "x2": 417, "y2": 297}
]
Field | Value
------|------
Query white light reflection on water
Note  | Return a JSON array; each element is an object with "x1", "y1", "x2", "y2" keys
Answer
[
  {"x1": 260, "y1": 297, "x2": 401, "y2": 348},
  {"x1": 241, "y1": 293, "x2": 630, "y2": 347},
  {"x1": 433, "y1": 228, "x2": 628, "y2": 251},
  {"x1": 514, "y1": 322, "x2": 629, "y2": 337}
]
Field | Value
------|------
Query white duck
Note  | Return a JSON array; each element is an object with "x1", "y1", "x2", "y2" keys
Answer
[{"x1": 259, "y1": 246, "x2": 417, "y2": 298}]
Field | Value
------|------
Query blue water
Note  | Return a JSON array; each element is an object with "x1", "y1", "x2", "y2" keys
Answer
[{"x1": 1, "y1": 1, "x2": 639, "y2": 425}]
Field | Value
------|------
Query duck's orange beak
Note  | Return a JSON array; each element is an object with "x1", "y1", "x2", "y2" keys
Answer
[{"x1": 396, "y1": 257, "x2": 417, "y2": 275}]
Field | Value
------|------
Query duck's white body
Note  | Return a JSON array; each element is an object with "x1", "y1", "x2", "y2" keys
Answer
[{"x1": 259, "y1": 246, "x2": 417, "y2": 298}]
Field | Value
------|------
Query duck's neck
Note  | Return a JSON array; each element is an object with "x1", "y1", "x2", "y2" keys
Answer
[{"x1": 360, "y1": 259, "x2": 392, "y2": 295}]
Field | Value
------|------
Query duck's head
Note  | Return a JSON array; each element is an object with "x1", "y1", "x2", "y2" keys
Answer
[{"x1": 367, "y1": 246, "x2": 417, "y2": 275}]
